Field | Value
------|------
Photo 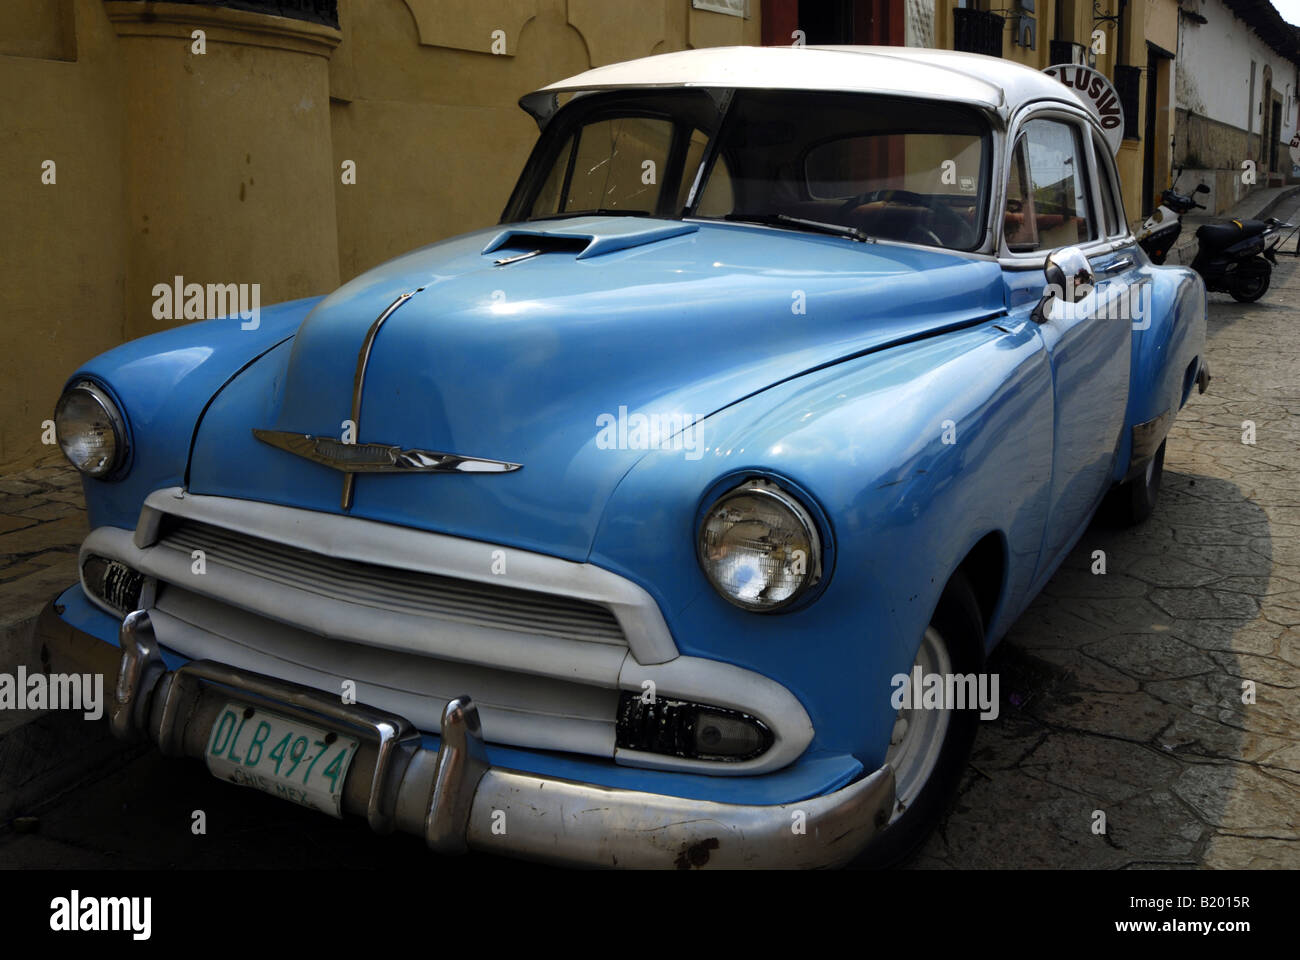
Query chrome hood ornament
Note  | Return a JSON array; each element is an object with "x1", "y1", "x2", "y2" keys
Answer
[
  {"x1": 253, "y1": 430, "x2": 522, "y2": 476},
  {"x1": 255, "y1": 287, "x2": 521, "y2": 510}
]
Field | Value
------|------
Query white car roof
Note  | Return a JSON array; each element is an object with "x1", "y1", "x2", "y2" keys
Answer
[{"x1": 520, "y1": 46, "x2": 1087, "y2": 122}]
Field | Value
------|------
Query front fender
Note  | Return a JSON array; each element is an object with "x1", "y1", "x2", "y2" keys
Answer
[
  {"x1": 589, "y1": 317, "x2": 1054, "y2": 770},
  {"x1": 1116, "y1": 259, "x2": 1206, "y2": 480},
  {"x1": 66, "y1": 295, "x2": 324, "y2": 531}
]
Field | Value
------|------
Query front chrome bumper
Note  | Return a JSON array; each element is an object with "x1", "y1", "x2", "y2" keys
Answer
[{"x1": 41, "y1": 604, "x2": 896, "y2": 869}]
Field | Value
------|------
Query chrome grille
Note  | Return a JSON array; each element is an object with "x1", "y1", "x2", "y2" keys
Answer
[{"x1": 156, "y1": 519, "x2": 626, "y2": 646}]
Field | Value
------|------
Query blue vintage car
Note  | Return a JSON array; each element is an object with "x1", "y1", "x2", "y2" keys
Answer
[{"x1": 43, "y1": 46, "x2": 1207, "y2": 868}]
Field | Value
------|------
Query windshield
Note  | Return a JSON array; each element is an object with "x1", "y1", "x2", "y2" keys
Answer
[{"x1": 503, "y1": 89, "x2": 991, "y2": 251}]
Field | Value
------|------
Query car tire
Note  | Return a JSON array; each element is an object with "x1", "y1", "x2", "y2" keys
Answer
[
  {"x1": 1229, "y1": 258, "x2": 1271, "y2": 302},
  {"x1": 849, "y1": 571, "x2": 984, "y2": 869},
  {"x1": 1104, "y1": 438, "x2": 1165, "y2": 526}
]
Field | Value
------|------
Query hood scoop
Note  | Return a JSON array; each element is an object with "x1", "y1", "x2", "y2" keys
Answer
[{"x1": 482, "y1": 216, "x2": 699, "y2": 262}]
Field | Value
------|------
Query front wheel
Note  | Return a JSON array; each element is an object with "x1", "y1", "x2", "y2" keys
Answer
[
  {"x1": 1229, "y1": 257, "x2": 1271, "y2": 302},
  {"x1": 851, "y1": 573, "x2": 984, "y2": 868}
]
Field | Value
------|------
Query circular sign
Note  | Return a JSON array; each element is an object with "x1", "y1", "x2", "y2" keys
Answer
[{"x1": 1043, "y1": 64, "x2": 1125, "y2": 156}]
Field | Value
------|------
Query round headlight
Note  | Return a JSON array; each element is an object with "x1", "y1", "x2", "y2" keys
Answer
[
  {"x1": 697, "y1": 478, "x2": 823, "y2": 612},
  {"x1": 55, "y1": 381, "x2": 125, "y2": 478}
]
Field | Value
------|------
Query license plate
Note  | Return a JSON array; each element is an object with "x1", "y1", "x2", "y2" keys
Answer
[{"x1": 205, "y1": 702, "x2": 359, "y2": 818}]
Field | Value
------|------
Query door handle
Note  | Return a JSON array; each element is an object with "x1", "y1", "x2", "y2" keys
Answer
[{"x1": 1096, "y1": 257, "x2": 1134, "y2": 276}]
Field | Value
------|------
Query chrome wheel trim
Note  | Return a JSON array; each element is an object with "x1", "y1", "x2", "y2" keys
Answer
[
  {"x1": 883, "y1": 626, "x2": 953, "y2": 824},
  {"x1": 1144, "y1": 455, "x2": 1156, "y2": 486}
]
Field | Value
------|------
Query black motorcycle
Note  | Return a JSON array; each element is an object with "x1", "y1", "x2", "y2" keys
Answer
[{"x1": 1136, "y1": 174, "x2": 1290, "y2": 303}]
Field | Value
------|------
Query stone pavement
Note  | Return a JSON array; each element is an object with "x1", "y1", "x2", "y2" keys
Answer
[{"x1": 912, "y1": 193, "x2": 1300, "y2": 869}]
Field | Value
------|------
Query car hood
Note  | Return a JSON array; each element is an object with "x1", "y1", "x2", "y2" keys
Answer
[{"x1": 189, "y1": 217, "x2": 1005, "y2": 560}]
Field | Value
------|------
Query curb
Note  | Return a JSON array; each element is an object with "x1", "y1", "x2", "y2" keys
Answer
[
  {"x1": 1, "y1": 566, "x2": 77, "y2": 677},
  {"x1": 1254, "y1": 184, "x2": 1300, "y2": 220}
]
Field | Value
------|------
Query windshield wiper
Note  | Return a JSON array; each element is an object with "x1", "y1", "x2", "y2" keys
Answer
[
  {"x1": 723, "y1": 213, "x2": 875, "y2": 243},
  {"x1": 525, "y1": 208, "x2": 652, "y2": 222}
]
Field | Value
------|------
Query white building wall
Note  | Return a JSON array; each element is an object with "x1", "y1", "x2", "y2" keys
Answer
[{"x1": 1177, "y1": 0, "x2": 1298, "y2": 144}]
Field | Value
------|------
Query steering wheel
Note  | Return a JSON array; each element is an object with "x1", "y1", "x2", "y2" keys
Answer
[
  {"x1": 906, "y1": 225, "x2": 946, "y2": 246},
  {"x1": 836, "y1": 188, "x2": 928, "y2": 217},
  {"x1": 839, "y1": 189, "x2": 976, "y2": 248},
  {"x1": 927, "y1": 202, "x2": 977, "y2": 248}
]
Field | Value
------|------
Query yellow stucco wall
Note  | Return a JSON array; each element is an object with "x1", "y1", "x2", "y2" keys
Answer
[
  {"x1": 0, "y1": 0, "x2": 125, "y2": 465},
  {"x1": 328, "y1": 0, "x2": 758, "y2": 279},
  {"x1": 0, "y1": 0, "x2": 759, "y2": 466},
  {"x1": 108, "y1": 3, "x2": 344, "y2": 341}
]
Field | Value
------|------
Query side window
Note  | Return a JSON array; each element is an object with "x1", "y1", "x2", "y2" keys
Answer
[
  {"x1": 1002, "y1": 118, "x2": 1095, "y2": 252},
  {"x1": 1004, "y1": 138, "x2": 1037, "y2": 252},
  {"x1": 1093, "y1": 136, "x2": 1125, "y2": 236}
]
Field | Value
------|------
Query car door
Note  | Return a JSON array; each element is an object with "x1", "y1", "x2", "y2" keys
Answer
[{"x1": 1000, "y1": 112, "x2": 1135, "y2": 578}]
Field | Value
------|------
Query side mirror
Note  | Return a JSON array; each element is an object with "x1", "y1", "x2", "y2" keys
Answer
[
  {"x1": 1195, "y1": 183, "x2": 1210, "y2": 194},
  {"x1": 1032, "y1": 246, "x2": 1093, "y2": 323}
]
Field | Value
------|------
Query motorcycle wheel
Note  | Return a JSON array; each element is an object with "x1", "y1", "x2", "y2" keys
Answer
[{"x1": 1230, "y1": 258, "x2": 1271, "y2": 302}]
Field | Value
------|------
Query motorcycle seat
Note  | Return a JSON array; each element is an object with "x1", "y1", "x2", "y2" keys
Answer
[{"x1": 1195, "y1": 219, "x2": 1267, "y2": 249}]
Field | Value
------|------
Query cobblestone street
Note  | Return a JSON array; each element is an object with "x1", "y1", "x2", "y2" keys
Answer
[{"x1": 2, "y1": 214, "x2": 1298, "y2": 869}]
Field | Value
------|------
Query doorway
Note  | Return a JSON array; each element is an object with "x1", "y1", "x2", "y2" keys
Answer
[{"x1": 1141, "y1": 44, "x2": 1172, "y2": 217}]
